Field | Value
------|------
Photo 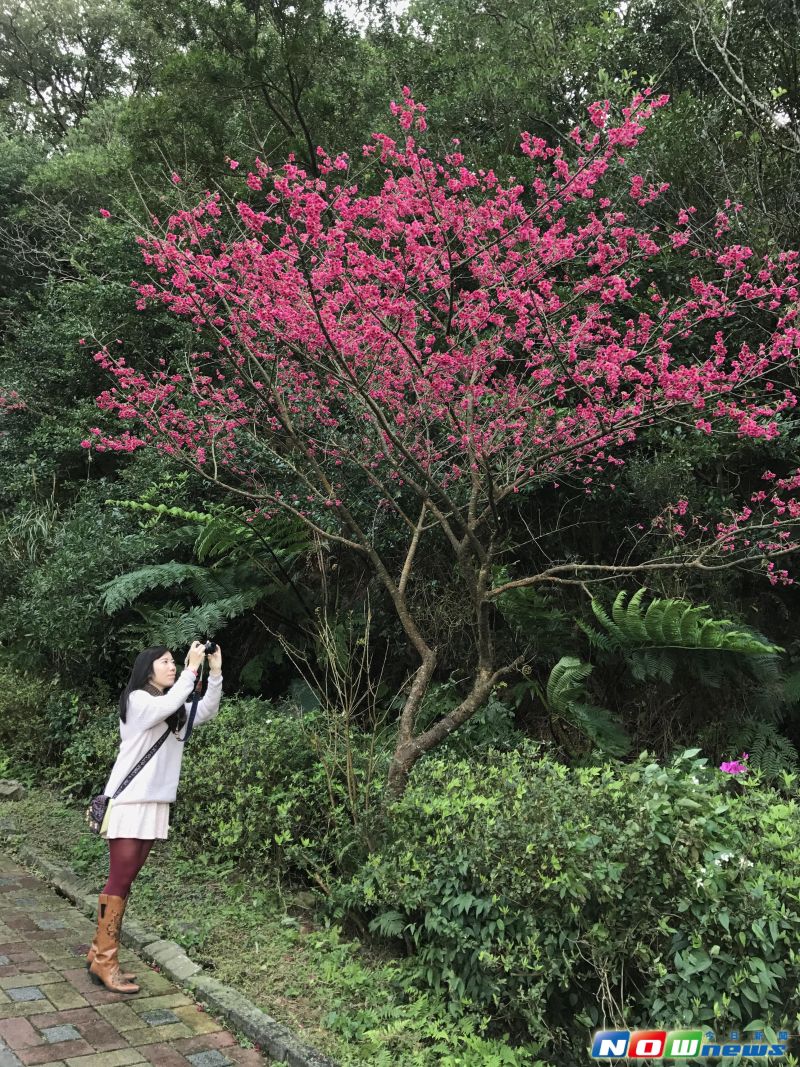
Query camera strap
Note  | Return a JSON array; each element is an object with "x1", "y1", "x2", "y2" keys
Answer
[{"x1": 175, "y1": 658, "x2": 205, "y2": 745}]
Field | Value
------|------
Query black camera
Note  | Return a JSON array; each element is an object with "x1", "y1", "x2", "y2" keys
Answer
[{"x1": 203, "y1": 640, "x2": 217, "y2": 655}]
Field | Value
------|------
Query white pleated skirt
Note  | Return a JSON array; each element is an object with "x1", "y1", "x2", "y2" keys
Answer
[{"x1": 101, "y1": 801, "x2": 171, "y2": 840}]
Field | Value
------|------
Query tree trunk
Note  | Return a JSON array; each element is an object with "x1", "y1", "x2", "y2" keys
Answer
[{"x1": 386, "y1": 667, "x2": 497, "y2": 797}]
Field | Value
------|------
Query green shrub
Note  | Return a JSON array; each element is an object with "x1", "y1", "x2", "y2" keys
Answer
[
  {"x1": 175, "y1": 697, "x2": 388, "y2": 884},
  {"x1": 415, "y1": 683, "x2": 525, "y2": 758},
  {"x1": 0, "y1": 666, "x2": 97, "y2": 770},
  {"x1": 55, "y1": 705, "x2": 121, "y2": 799},
  {"x1": 337, "y1": 745, "x2": 800, "y2": 1057},
  {"x1": 52, "y1": 690, "x2": 389, "y2": 884},
  {"x1": 0, "y1": 668, "x2": 54, "y2": 767}
]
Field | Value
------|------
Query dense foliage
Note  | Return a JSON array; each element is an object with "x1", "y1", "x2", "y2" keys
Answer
[{"x1": 340, "y1": 746, "x2": 800, "y2": 1058}]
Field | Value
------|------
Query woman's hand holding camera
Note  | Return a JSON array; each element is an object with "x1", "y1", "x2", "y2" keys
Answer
[
  {"x1": 208, "y1": 644, "x2": 222, "y2": 676},
  {"x1": 185, "y1": 640, "x2": 222, "y2": 676},
  {"x1": 186, "y1": 641, "x2": 206, "y2": 671}
]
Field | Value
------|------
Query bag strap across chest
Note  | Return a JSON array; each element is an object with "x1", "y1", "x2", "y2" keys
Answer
[{"x1": 111, "y1": 725, "x2": 172, "y2": 799}]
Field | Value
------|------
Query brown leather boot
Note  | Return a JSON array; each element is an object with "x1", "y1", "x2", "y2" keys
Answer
[
  {"x1": 86, "y1": 894, "x2": 136, "y2": 980},
  {"x1": 88, "y1": 894, "x2": 140, "y2": 993}
]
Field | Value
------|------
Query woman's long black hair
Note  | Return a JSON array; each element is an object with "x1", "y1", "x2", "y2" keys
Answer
[{"x1": 118, "y1": 646, "x2": 187, "y2": 732}]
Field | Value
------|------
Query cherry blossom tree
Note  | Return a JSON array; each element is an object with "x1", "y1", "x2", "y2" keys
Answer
[{"x1": 87, "y1": 88, "x2": 800, "y2": 793}]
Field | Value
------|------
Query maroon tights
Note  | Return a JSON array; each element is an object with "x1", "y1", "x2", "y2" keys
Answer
[{"x1": 102, "y1": 838, "x2": 155, "y2": 898}]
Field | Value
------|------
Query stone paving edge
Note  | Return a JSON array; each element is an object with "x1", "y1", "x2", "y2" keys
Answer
[{"x1": 0, "y1": 818, "x2": 338, "y2": 1067}]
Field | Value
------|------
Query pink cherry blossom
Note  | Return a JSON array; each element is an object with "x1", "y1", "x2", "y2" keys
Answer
[{"x1": 86, "y1": 94, "x2": 800, "y2": 589}]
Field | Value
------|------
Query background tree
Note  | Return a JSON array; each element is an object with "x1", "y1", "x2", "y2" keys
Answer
[{"x1": 0, "y1": 0, "x2": 161, "y2": 138}]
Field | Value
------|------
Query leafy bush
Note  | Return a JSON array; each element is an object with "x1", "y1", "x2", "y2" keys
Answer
[
  {"x1": 413, "y1": 682, "x2": 524, "y2": 757},
  {"x1": 55, "y1": 705, "x2": 121, "y2": 799},
  {"x1": 0, "y1": 483, "x2": 163, "y2": 680},
  {"x1": 337, "y1": 745, "x2": 800, "y2": 1059},
  {"x1": 175, "y1": 697, "x2": 388, "y2": 884},
  {"x1": 0, "y1": 666, "x2": 101, "y2": 771},
  {"x1": 52, "y1": 688, "x2": 389, "y2": 884},
  {"x1": 0, "y1": 668, "x2": 56, "y2": 767},
  {"x1": 722, "y1": 719, "x2": 799, "y2": 781}
]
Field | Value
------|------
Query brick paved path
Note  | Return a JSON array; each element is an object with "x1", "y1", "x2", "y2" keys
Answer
[{"x1": 0, "y1": 855, "x2": 268, "y2": 1067}]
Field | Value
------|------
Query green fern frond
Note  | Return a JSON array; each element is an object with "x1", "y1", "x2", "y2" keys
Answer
[
  {"x1": 568, "y1": 702, "x2": 631, "y2": 758},
  {"x1": 678, "y1": 605, "x2": 704, "y2": 645},
  {"x1": 725, "y1": 720, "x2": 798, "y2": 781},
  {"x1": 195, "y1": 507, "x2": 308, "y2": 563},
  {"x1": 661, "y1": 598, "x2": 686, "y2": 645},
  {"x1": 119, "y1": 588, "x2": 271, "y2": 647},
  {"x1": 544, "y1": 656, "x2": 631, "y2": 757},
  {"x1": 590, "y1": 599, "x2": 628, "y2": 646},
  {"x1": 699, "y1": 618, "x2": 725, "y2": 650},
  {"x1": 99, "y1": 562, "x2": 223, "y2": 614},
  {"x1": 494, "y1": 584, "x2": 571, "y2": 637},
  {"x1": 106, "y1": 498, "x2": 310, "y2": 565},
  {"x1": 195, "y1": 519, "x2": 244, "y2": 562},
  {"x1": 169, "y1": 590, "x2": 269, "y2": 638},
  {"x1": 745, "y1": 648, "x2": 782, "y2": 680},
  {"x1": 643, "y1": 597, "x2": 667, "y2": 644},
  {"x1": 783, "y1": 670, "x2": 800, "y2": 703},
  {"x1": 577, "y1": 622, "x2": 617, "y2": 653},
  {"x1": 590, "y1": 589, "x2": 783, "y2": 656},
  {"x1": 611, "y1": 589, "x2": 629, "y2": 632},
  {"x1": 629, "y1": 650, "x2": 675, "y2": 684},
  {"x1": 546, "y1": 656, "x2": 592, "y2": 713},
  {"x1": 623, "y1": 588, "x2": 649, "y2": 642},
  {"x1": 117, "y1": 600, "x2": 196, "y2": 649}
]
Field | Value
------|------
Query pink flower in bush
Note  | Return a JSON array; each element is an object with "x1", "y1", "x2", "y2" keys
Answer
[
  {"x1": 719, "y1": 752, "x2": 749, "y2": 775},
  {"x1": 99, "y1": 208, "x2": 111, "y2": 219}
]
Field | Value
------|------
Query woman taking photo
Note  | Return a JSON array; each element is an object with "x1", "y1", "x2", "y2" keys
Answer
[{"x1": 87, "y1": 640, "x2": 223, "y2": 994}]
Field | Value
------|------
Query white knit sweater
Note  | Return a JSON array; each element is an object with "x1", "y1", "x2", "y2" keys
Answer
[{"x1": 103, "y1": 667, "x2": 223, "y2": 804}]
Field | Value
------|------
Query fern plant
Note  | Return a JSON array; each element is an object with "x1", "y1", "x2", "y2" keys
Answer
[
  {"x1": 511, "y1": 656, "x2": 631, "y2": 759},
  {"x1": 580, "y1": 588, "x2": 784, "y2": 693},
  {"x1": 99, "y1": 559, "x2": 281, "y2": 645},
  {"x1": 107, "y1": 500, "x2": 309, "y2": 571},
  {"x1": 725, "y1": 720, "x2": 799, "y2": 781},
  {"x1": 582, "y1": 588, "x2": 782, "y2": 657},
  {"x1": 545, "y1": 657, "x2": 631, "y2": 757},
  {"x1": 99, "y1": 499, "x2": 313, "y2": 682},
  {"x1": 493, "y1": 571, "x2": 574, "y2": 661}
]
